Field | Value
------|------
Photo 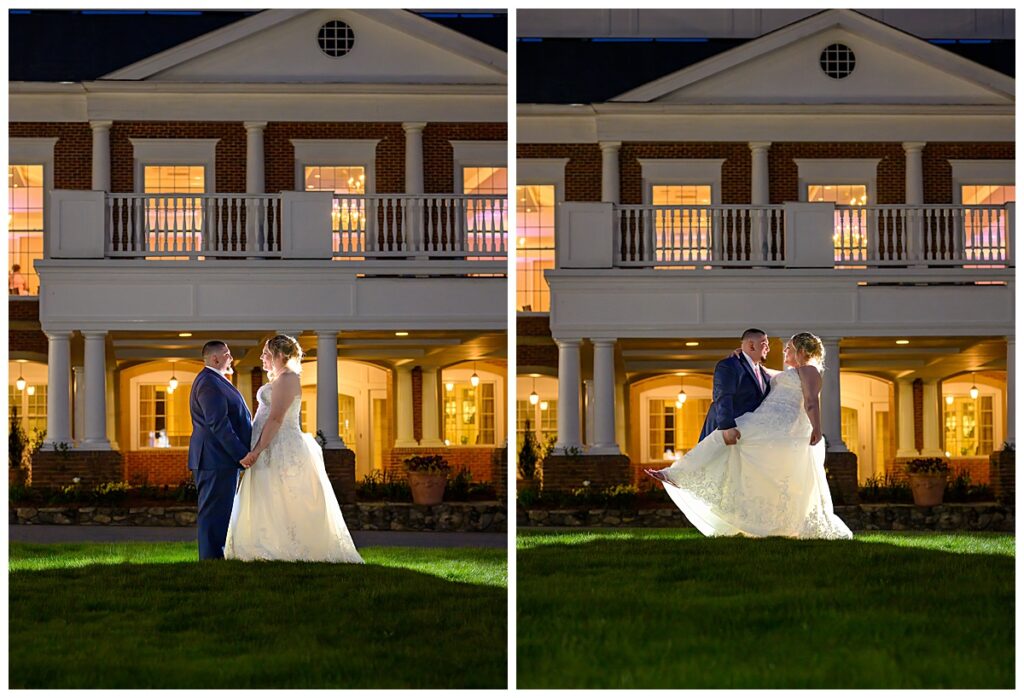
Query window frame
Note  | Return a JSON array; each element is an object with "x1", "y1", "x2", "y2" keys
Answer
[
  {"x1": 516, "y1": 158, "x2": 567, "y2": 316},
  {"x1": 9, "y1": 137, "x2": 57, "y2": 295}
]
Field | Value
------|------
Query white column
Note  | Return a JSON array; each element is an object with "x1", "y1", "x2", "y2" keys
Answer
[
  {"x1": 44, "y1": 331, "x2": 72, "y2": 449},
  {"x1": 72, "y1": 365, "x2": 85, "y2": 444},
  {"x1": 896, "y1": 379, "x2": 918, "y2": 457},
  {"x1": 395, "y1": 364, "x2": 417, "y2": 447},
  {"x1": 420, "y1": 368, "x2": 444, "y2": 447},
  {"x1": 902, "y1": 142, "x2": 925, "y2": 205},
  {"x1": 1006, "y1": 337, "x2": 1015, "y2": 448},
  {"x1": 555, "y1": 338, "x2": 582, "y2": 450},
  {"x1": 749, "y1": 141, "x2": 771, "y2": 205},
  {"x1": 921, "y1": 379, "x2": 944, "y2": 456},
  {"x1": 90, "y1": 120, "x2": 112, "y2": 192},
  {"x1": 82, "y1": 331, "x2": 111, "y2": 450},
  {"x1": 316, "y1": 331, "x2": 344, "y2": 449},
  {"x1": 245, "y1": 122, "x2": 267, "y2": 194},
  {"x1": 590, "y1": 339, "x2": 620, "y2": 454},
  {"x1": 403, "y1": 122, "x2": 426, "y2": 195},
  {"x1": 600, "y1": 141, "x2": 621, "y2": 204},
  {"x1": 820, "y1": 337, "x2": 847, "y2": 452},
  {"x1": 614, "y1": 379, "x2": 627, "y2": 457}
]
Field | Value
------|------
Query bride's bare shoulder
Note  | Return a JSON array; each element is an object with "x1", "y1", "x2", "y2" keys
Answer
[{"x1": 794, "y1": 364, "x2": 822, "y2": 387}]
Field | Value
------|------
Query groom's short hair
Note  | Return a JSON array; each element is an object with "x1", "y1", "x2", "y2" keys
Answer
[
  {"x1": 741, "y1": 328, "x2": 767, "y2": 341},
  {"x1": 202, "y1": 340, "x2": 228, "y2": 359}
]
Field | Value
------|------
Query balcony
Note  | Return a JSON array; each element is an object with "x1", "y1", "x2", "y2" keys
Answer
[{"x1": 50, "y1": 190, "x2": 507, "y2": 270}]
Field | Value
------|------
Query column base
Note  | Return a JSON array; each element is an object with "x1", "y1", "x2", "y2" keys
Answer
[
  {"x1": 78, "y1": 440, "x2": 113, "y2": 451},
  {"x1": 824, "y1": 451, "x2": 859, "y2": 505},
  {"x1": 29, "y1": 449, "x2": 124, "y2": 488},
  {"x1": 320, "y1": 436, "x2": 346, "y2": 450},
  {"x1": 322, "y1": 448, "x2": 356, "y2": 504},
  {"x1": 896, "y1": 448, "x2": 921, "y2": 459},
  {"x1": 919, "y1": 448, "x2": 946, "y2": 458},
  {"x1": 419, "y1": 438, "x2": 446, "y2": 448},
  {"x1": 394, "y1": 440, "x2": 419, "y2": 449},
  {"x1": 587, "y1": 444, "x2": 622, "y2": 456},
  {"x1": 989, "y1": 449, "x2": 1015, "y2": 505},
  {"x1": 539, "y1": 453, "x2": 631, "y2": 494}
]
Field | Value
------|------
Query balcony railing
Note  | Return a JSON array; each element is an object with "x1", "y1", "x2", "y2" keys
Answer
[
  {"x1": 74, "y1": 191, "x2": 507, "y2": 261},
  {"x1": 615, "y1": 204, "x2": 786, "y2": 266},
  {"x1": 579, "y1": 202, "x2": 1013, "y2": 270}
]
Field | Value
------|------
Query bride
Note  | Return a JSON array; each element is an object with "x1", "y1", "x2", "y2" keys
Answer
[
  {"x1": 224, "y1": 334, "x2": 363, "y2": 563},
  {"x1": 645, "y1": 332, "x2": 852, "y2": 540}
]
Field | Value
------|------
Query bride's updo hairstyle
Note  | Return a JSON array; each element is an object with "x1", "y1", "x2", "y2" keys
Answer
[
  {"x1": 266, "y1": 334, "x2": 304, "y2": 380},
  {"x1": 790, "y1": 332, "x2": 825, "y2": 371}
]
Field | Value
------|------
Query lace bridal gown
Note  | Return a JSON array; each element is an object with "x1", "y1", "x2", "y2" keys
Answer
[
  {"x1": 225, "y1": 380, "x2": 364, "y2": 562},
  {"x1": 651, "y1": 368, "x2": 852, "y2": 540}
]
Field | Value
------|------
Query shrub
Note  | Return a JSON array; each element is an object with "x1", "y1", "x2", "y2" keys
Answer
[
  {"x1": 9, "y1": 413, "x2": 27, "y2": 471},
  {"x1": 859, "y1": 473, "x2": 913, "y2": 504},
  {"x1": 518, "y1": 421, "x2": 539, "y2": 480},
  {"x1": 355, "y1": 470, "x2": 412, "y2": 502}
]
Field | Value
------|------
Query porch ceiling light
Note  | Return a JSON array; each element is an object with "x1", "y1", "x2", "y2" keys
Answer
[
  {"x1": 969, "y1": 373, "x2": 979, "y2": 400},
  {"x1": 169, "y1": 361, "x2": 179, "y2": 392},
  {"x1": 945, "y1": 394, "x2": 955, "y2": 406},
  {"x1": 685, "y1": 342, "x2": 699, "y2": 347},
  {"x1": 530, "y1": 377, "x2": 540, "y2": 405},
  {"x1": 395, "y1": 332, "x2": 409, "y2": 337},
  {"x1": 540, "y1": 401, "x2": 549, "y2": 411},
  {"x1": 16, "y1": 363, "x2": 25, "y2": 391},
  {"x1": 470, "y1": 362, "x2": 480, "y2": 388},
  {"x1": 179, "y1": 332, "x2": 192, "y2": 338},
  {"x1": 26, "y1": 385, "x2": 35, "y2": 396},
  {"x1": 896, "y1": 340, "x2": 910, "y2": 345},
  {"x1": 445, "y1": 382, "x2": 454, "y2": 392}
]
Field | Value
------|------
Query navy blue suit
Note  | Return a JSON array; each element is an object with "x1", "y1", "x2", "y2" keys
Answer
[
  {"x1": 188, "y1": 368, "x2": 252, "y2": 560},
  {"x1": 699, "y1": 354, "x2": 771, "y2": 443}
]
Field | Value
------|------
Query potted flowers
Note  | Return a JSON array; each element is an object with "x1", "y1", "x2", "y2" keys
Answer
[
  {"x1": 404, "y1": 454, "x2": 451, "y2": 506},
  {"x1": 906, "y1": 457, "x2": 949, "y2": 507}
]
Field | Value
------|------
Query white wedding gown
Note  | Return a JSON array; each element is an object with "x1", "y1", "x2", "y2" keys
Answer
[
  {"x1": 653, "y1": 368, "x2": 852, "y2": 539},
  {"x1": 224, "y1": 380, "x2": 363, "y2": 563}
]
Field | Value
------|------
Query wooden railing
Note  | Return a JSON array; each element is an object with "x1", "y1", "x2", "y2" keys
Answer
[{"x1": 614, "y1": 204, "x2": 787, "y2": 266}]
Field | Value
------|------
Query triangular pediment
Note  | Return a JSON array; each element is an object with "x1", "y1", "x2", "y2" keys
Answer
[
  {"x1": 102, "y1": 9, "x2": 506, "y2": 84},
  {"x1": 613, "y1": 9, "x2": 1012, "y2": 105}
]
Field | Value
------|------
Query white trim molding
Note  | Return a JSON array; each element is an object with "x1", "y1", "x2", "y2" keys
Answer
[
  {"x1": 452, "y1": 140, "x2": 507, "y2": 194},
  {"x1": 129, "y1": 138, "x2": 219, "y2": 194},
  {"x1": 638, "y1": 158, "x2": 726, "y2": 205},
  {"x1": 516, "y1": 158, "x2": 569, "y2": 204},
  {"x1": 949, "y1": 159, "x2": 1015, "y2": 204},
  {"x1": 794, "y1": 158, "x2": 881, "y2": 202},
  {"x1": 291, "y1": 139, "x2": 380, "y2": 194}
]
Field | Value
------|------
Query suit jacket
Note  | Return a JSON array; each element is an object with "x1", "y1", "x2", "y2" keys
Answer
[
  {"x1": 188, "y1": 367, "x2": 253, "y2": 471},
  {"x1": 699, "y1": 354, "x2": 771, "y2": 442}
]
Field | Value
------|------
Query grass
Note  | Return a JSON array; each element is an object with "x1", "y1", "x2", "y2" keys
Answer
[
  {"x1": 10, "y1": 542, "x2": 507, "y2": 689},
  {"x1": 517, "y1": 529, "x2": 1014, "y2": 689}
]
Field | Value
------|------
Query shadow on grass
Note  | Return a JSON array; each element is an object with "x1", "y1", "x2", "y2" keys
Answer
[
  {"x1": 10, "y1": 547, "x2": 506, "y2": 689},
  {"x1": 516, "y1": 530, "x2": 1014, "y2": 689}
]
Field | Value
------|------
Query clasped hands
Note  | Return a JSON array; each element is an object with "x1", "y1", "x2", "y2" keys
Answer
[{"x1": 240, "y1": 450, "x2": 261, "y2": 468}]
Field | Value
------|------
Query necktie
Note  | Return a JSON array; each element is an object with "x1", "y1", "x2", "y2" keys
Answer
[{"x1": 754, "y1": 365, "x2": 764, "y2": 393}]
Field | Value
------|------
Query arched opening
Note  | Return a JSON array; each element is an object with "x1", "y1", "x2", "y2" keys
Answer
[
  {"x1": 516, "y1": 373, "x2": 558, "y2": 453},
  {"x1": 940, "y1": 370, "x2": 1006, "y2": 484},
  {"x1": 440, "y1": 361, "x2": 506, "y2": 448},
  {"x1": 839, "y1": 372, "x2": 895, "y2": 483},
  {"x1": 8, "y1": 359, "x2": 47, "y2": 437},
  {"x1": 629, "y1": 373, "x2": 714, "y2": 468}
]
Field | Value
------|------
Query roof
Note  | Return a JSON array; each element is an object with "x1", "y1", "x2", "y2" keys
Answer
[{"x1": 8, "y1": 9, "x2": 506, "y2": 83}]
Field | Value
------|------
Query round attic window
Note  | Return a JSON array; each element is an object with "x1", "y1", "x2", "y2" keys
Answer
[
  {"x1": 317, "y1": 20, "x2": 355, "y2": 58},
  {"x1": 819, "y1": 43, "x2": 856, "y2": 79}
]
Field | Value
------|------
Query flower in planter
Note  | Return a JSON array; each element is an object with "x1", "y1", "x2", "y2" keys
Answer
[
  {"x1": 906, "y1": 458, "x2": 949, "y2": 475},
  {"x1": 72, "y1": 477, "x2": 81, "y2": 484},
  {"x1": 403, "y1": 454, "x2": 451, "y2": 474}
]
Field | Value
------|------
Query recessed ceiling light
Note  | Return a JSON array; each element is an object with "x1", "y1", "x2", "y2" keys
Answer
[
  {"x1": 685, "y1": 342, "x2": 699, "y2": 347},
  {"x1": 528, "y1": 373, "x2": 541, "y2": 378},
  {"x1": 395, "y1": 332, "x2": 409, "y2": 337},
  {"x1": 896, "y1": 340, "x2": 910, "y2": 345},
  {"x1": 675, "y1": 372, "x2": 687, "y2": 377},
  {"x1": 179, "y1": 332, "x2": 192, "y2": 338}
]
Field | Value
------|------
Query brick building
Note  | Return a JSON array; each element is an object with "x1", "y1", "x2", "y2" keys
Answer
[
  {"x1": 9, "y1": 9, "x2": 508, "y2": 493},
  {"x1": 516, "y1": 9, "x2": 1014, "y2": 499}
]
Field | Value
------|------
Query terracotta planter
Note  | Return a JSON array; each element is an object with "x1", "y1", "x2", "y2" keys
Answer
[
  {"x1": 408, "y1": 471, "x2": 447, "y2": 506},
  {"x1": 909, "y1": 472, "x2": 947, "y2": 507}
]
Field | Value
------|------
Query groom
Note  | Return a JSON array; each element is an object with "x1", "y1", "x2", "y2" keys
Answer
[
  {"x1": 188, "y1": 341, "x2": 253, "y2": 560},
  {"x1": 700, "y1": 328, "x2": 772, "y2": 445}
]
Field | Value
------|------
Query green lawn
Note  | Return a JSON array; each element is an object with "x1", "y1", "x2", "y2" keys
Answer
[
  {"x1": 10, "y1": 542, "x2": 507, "y2": 689},
  {"x1": 517, "y1": 529, "x2": 1014, "y2": 689}
]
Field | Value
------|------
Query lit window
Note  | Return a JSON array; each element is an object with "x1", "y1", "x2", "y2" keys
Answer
[
  {"x1": 647, "y1": 397, "x2": 712, "y2": 461},
  {"x1": 8, "y1": 165, "x2": 44, "y2": 296},
  {"x1": 444, "y1": 380, "x2": 495, "y2": 446},
  {"x1": 304, "y1": 165, "x2": 366, "y2": 255},
  {"x1": 338, "y1": 393, "x2": 356, "y2": 446},
  {"x1": 8, "y1": 382, "x2": 47, "y2": 437},
  {"x1": 138, "y1": 383, "x2": 192, "y2": 448},
  {"x1": 515, "y1": 375, "x2": 557, "y2": 452},
  {"x1": 143, "y1": 165, "x2": 205, "y2": 259},
  {"x1": 516, "y1": 184, "x2": 555, "y2": 312},
  {"x1": 808, "y1": 184, "x2": 868, "y2": 262},
  {"x1": 944, "y1": 394, "x2": 994, "y2": 456},
  {"x1": 962, "y1": 184, "x2": 1014, "y2": 262},
  {"x1": 841, "y1": 407, "x2": 859, "y2": 459},
  {"x1": 651, "y1": 185, "x2": 712, "y2": 265},
  {"x1": 464, "y1": 166, "x2": 508, "y2": 259}
]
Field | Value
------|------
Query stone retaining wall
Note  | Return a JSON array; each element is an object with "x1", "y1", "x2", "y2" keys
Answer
[
  {"x1": 518, "y1": 503, "x2": 1014, "y2": 532},
  {"x1": 12, "y1": 502, "x2": 507, "y2": 533}
]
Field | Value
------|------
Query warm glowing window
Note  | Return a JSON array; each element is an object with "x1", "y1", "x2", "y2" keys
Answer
[
  {"x1": 944, "y1": 395, "x2": 994, "y2": 456},
  {"x1": 304, "y1": 166, "x2": 366, "y2": 252},
  {"x1": 138, "y1": 383, "x2": 192, "y2": 449},
  {"x1": 516, "y1": 184, "x2": 555, "y2": 312},
  {"x1": 647, "y1": 397, "x2": 712, "y2": 461},
  {"x1": 516, "y1": 375, "x2": 558, "y2": 451},
  {"x1": 8, "y1": 165, "x2": 44, "y2": 296},
  {"x1": 464, "y1": 167, "x2": 508, "y2": 258},
  {"x1": 9, "y1": 383, "x2": 47, "y2": 437},
  {"x1": 338, "y1": 393, "x2": 356, "y2": 446},
  {"x1": 651, "y1": 185, "x2": 712, "y2": 264},
  {"x1": 808, "y1": 184, "x2": 868, "y2": 262},
  {"x1": 962, "y1": 184, "x2": 1014, "y2": 261},
  {"x1": 841, "y1": 407, "x2": 859, "y2": 459},
  {"x1": 143, "y1": 166, "x2": 206, "y2": 258},
  {"x1": 444, "y1": 381, "x2": 495, "y2": 446},
  {"x1": 464, "y1": 166, "x2": 507, "y2": 196}
]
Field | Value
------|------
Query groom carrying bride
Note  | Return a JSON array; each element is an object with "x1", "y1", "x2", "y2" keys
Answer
[{"x1": 699, "y1": 328, "x2": 773, "y2": 446}]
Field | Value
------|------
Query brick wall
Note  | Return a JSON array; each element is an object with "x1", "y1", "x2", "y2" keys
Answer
[
  {"x1": 619, "y1": 142, "x2": 753, "y2": 205},
  {"x1": 264, "y1": 122, "x2": 406, "y2": 193},
  {"x1": 9, "y1": 300, "x2": 46, "y2": 355},
  {"x1": 385, "y1": 446, "x2": 503, "y2": 483},
  {"x1": 412, "y1": 366, "x2": 423, "y2": 443},
  {"x1": 517, "y1": 316, "x2": 557, "y2": 369},
  {"x1": 109, "y1": 121, "x2": 247, "y2": 193},
  {"x1": 913, "y1": 379, "x2": 924, "y2": 452},
  {"x1": 517, "y1": 143, "x2": 603, "y2": 201},
  {"x1": 10, "y1": 122, "x2": 92, "y2": 189},
  {"x1": 948, "y1": 458, "x2": 991, "y2": 485},
  {"x1": 539, "y1": 453, "x2": 631, "y2": 493},
  {"x1": 8, "y1": 299, "x2": 40, "y2": 322},
  {"x1": 29, "y1": 450, "x2": 123, "y2": 488},
  {"x1": 767, "y1": 142, "x2": 906, "y2": 204},
  {"x1": 923, "y1": 142, "x2": 1015, "y2": 203},
  {"x1": 123, "y1": 450, "x2": 190, "y2": 486},
  {"x1": 423, "y1": 122, "x2": 507, "y2": 193}
]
